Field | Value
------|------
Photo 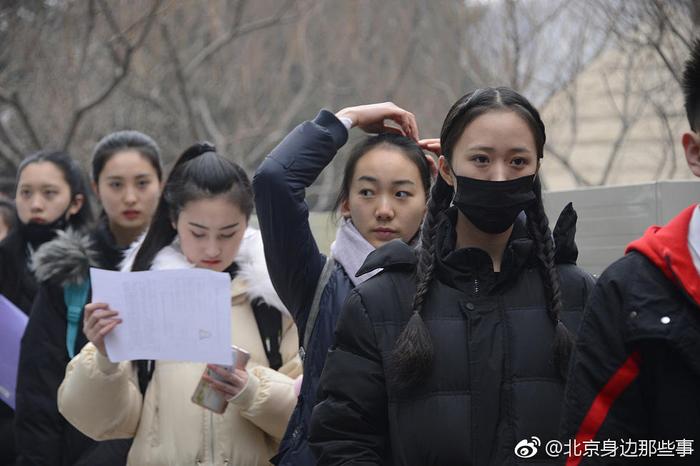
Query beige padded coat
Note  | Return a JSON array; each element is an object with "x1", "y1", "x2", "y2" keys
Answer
[{"x1": 57, "y1": 228, "x2": 301, "y2": 466}]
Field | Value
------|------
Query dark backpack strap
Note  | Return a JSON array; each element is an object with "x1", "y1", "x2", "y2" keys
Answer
[
  {"x1": 136, "y1": 360, "x2": 155, "y2": 395},
  {"x1": 300, "y1": 256, "x2": 335, "y2": 362},
  {"x1": 251, "y1": 298, "x2": 283, "y2": 371}
]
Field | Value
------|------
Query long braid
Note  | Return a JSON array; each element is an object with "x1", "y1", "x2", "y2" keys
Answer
[
  {"x1": 526, "y1": 177, "x2": 574, "y2": 380},
  {"x1": 391, "y1": 176, "x2": 453, "y2": 389}
]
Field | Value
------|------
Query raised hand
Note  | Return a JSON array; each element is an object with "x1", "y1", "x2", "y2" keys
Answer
[
  {"x1": 335, "y1": 102, "x2": 419, "y2": 141},
  {"x1": 418, "y1": 138, "x2": 441, "y2": 156},
  {"x1": 418, "y1": 138, "x2": 440, "y2": 179}
]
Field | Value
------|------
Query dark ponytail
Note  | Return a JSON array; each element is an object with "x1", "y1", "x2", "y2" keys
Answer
[
  {"x1": 131, "y1": 142, "x2": 252, "y2": 272},
  {"x1": 525, "y1": 177, "x2": 573, "y2": 379},
  {"x1": 390, "y1": 174, "x2": 453, "y2": 388}
]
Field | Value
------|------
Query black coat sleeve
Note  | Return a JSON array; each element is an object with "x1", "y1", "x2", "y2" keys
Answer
[
  {"x1": 309, "y1": 289, "x2": 389, "y2": 465},
  {"x1": 252, "y1": 109, "x2": 348, "y2": 335},
  {"x1": 14, "y1": 284, "x2": 75, "y2": 466},
  {"x1": 561, "y1": 261, "x2": 648, "y2": 465}
]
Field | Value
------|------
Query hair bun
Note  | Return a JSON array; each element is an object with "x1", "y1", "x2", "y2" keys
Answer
[{"x1": 198, "y1": 141, "x2": 216, "y2": 154}]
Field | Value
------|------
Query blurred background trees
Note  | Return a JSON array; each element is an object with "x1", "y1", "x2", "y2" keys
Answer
[{"x1": 0, "y1": 0, "x2": 698, "y2": 205}]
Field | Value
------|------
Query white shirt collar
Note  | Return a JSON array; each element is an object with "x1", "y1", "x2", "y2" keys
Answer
[{"x1": 689, "y1": 204, "x2": 700, "y2": 276}]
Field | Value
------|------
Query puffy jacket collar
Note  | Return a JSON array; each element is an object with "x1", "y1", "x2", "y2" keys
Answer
[
  {"x1": 552, "y1": 202, "x2": 579, "y2": 265},
  {"x1": 356, "y1": 239, "x2": 417, "y2": 276},
  {"x1": 355, "y1": 208, "x2": 536, "y2": 292},
  {"x1": 626, "y1": 204, "x2": 700, "y2": 307},
  {"x1": 91, "y1": 219, "x2": 125, "y2": 271},
  {"x1": 433, "y1": 207, "x2": 533, "y2": 295},
  {"x1": 31, "y1": 219, "x2": 127, "y2": 287},
  {"x1": 122, "y1": 227, "x2": 290, "y2": 316},
  {"x1": 32, "y1": 227, "x2": 100, "y2": 286}
]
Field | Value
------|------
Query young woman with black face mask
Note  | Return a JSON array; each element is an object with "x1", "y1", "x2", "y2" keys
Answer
[
  {"x1": 309, "y1": 87, "x2": 596, "y2": 465},
  {"x1": 0, "y1": 150, "x2": 92, "y2": 466},
  {"x1": 0, "y1": 150, "x2": 92, "y2": 314},
  {"x1": 14, "y1": 131, "x2": 164, "y2": 466}
]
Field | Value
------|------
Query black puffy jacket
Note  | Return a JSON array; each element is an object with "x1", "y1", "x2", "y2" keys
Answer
[
  {"x1": 562, "y1": 205, "x2": 700, "y2": 466},
  {"x1": 309, "y1": 208, "x2": 595, "y2": 466},
  {"x1": 0, "y1": 227, "x2": 38, "y2": 315},
  {"x1": 253, "y1": 109, "x2": 355, "y2": 465},
  {"x1": 14, "y1": 221, "x2": 131, "y2": 466},
  {"x1": 1, "y1": 226, "x2": 50, "y2": 465}
]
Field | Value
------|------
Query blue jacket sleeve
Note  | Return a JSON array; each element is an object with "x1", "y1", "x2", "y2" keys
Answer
[{"x1": 252, "y1": 109, "x2": 348, "y2": 336}]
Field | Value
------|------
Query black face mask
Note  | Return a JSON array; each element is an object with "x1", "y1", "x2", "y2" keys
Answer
[
  {"x1": 452, "y1": 174, "x2": 536, "y2": 234},
  {"x1": 19, "y1": 214, "x2": 69, "y2": 249}
]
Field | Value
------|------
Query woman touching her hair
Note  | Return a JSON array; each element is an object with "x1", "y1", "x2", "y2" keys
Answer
[
  {"x1": 253, "y1": 102, "x2": 432, "y2": 465},
  {"x1": 309, "y1": 88, "x2": 595, "y2": 466}
]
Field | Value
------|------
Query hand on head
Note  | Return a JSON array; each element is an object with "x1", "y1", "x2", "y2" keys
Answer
[
  {"x1": 335, "y1": 102, "x2": 419, "y2": 141},
  {"x1": 418, "y1": 138, "x2": 440, "y2": 179},
  {"x1": 83, "y1": 302, "x2": 122, "y2": 357}
]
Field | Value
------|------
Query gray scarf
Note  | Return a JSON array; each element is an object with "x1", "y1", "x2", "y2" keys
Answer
[{"x1": 330, "y1": 218, "x2": 381, "y2": 287}]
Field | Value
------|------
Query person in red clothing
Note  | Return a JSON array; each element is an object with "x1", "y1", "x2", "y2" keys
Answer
[{"x1": 561, "y1": 39, "x2": 700, "y2": 465}]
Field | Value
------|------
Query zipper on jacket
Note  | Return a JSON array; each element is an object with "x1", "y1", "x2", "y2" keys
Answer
[
  {"x1": 210, "y1": 411, "x2": 215, "y2": 464},
  {"x1": 473, "y1": 278, "x2": 480, "y2": 296}
]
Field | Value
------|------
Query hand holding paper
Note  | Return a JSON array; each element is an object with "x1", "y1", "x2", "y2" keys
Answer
[
  {"x1": 89, "y1": 267, "x2": 232, "y2": 364},
  {"x1": 82, "y1": 302, "x2": 122, "y2": 357}
]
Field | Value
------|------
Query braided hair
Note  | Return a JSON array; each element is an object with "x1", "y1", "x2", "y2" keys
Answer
[{"x1": 391, "y1": 87, "x2": 573, "y2": 387}]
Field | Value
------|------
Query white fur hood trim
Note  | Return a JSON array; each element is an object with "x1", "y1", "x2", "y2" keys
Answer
[{"x1": 119, "y1": 227, "x2": 289, "y2": 317}]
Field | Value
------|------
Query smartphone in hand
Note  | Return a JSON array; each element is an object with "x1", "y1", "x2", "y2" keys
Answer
[{"x1": 191, "y1": 345, "x2": 251, "y2": 414}]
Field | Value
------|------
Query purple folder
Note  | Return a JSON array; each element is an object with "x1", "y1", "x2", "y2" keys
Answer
[{"x1": 0, "y1": 294, "x2": 28, "y2": 410}]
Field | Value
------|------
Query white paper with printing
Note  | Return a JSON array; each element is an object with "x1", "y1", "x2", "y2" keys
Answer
[{"x1": 90, "y1": 268, "x2": 231, "y2": 364}]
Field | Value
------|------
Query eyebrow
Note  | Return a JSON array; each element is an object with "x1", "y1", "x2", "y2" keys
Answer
[
  {"x1": 466, "y1": 145, "x2": 532, "y2": 153},
  {"x1": 105, "y1": 174, "x2": 154, "y2": 180},
  {"x1": 357, "y1": 176, "x2": 416, "y2": 186},
  {"x1": 188, "y1": 222, "x2": 239, "y2": 231},
  {"x1": 19, "y1": 183, "x2": 60, "y2": 190}
]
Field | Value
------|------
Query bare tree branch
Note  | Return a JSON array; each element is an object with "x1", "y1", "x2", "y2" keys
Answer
[
  {"x1": 241, "y1": 6, "x2": 315, "y2": 171},
  {"x1": 97, "y1": 0, "x2": 130, "y2": 63},
  {"x1": 162, "y1": 22, "x2": 199, "y2": 141},
  {"x1": 384, "y1": 2, "x2": 424, "y2": 100},
  {"x1": 544, "y1": 144, "x2": 593, "y2": 187},
  {"x1": 505, "y1": 0, "x2": 521, "y2": 90},
  {"x1": 196, "y1": 97, "x2": 226, "y2": 151},
  {"x1": 597, "y1": 58, "x2": 646, "y2": 185},
  {"x1": 184, "y1": 0, "x2": 298, "y2": 75},
  {"x1": 0, "y1": 89, "x2": 42, "y2": 150},
  {"x1": 61, "y1": 0, "x2": 162, "y2": 150},
  {"x1": 653, "y1": 0, "x2": 693, "y2": 50},
  {"x1": 650, "y1": 99, "x2": 678, "y2": 179},
  {"x1": 0, "y1": 112, "x2": 25, "y2": 157},
  {"x1": 648, "y1": 39, "x2": 683, "y2": 85},
  {"x1": 0, "y1": 120, "x2": 21, "y2": 168}
]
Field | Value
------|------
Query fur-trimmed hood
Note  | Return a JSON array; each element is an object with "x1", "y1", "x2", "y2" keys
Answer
[
  {"x1": 120, "y1": 227, "x2": 289, "y2": 316},
  {"x1": 31, "y1": 228, "x2": 101, "y2": 287}
]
